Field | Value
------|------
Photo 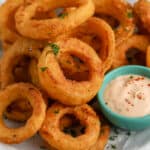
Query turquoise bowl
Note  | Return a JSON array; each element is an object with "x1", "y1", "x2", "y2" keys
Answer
[{"x1": 97, "y1": 65, "x2": 150, "y2": 131}]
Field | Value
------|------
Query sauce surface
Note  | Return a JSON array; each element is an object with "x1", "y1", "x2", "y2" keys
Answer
[{"x1": 104, "y1": 74, "x2": 150, "y2": 117}]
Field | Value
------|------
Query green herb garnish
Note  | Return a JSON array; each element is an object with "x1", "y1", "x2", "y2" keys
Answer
[
  {"x1": 109, "y1": 135, "x2": 117, "y2": 141},
  {"x1": 127, "y1": 131, "x2": 131, "y2": 136},
  {"x1": 48, "y1": 43, "x2": 60, "y2": 55},
  {"x1": 109, "y1": 136, "x2": 115, "y2": 141},
  {"x1": 127, "y1": 10, "x2": 133, "y2": 18},
  {"x1": 111, "y1": 144, "x2": 116, "y2": 149},
  {"x1": 40, "y1": 67, "x2": 48, "y2": 72},
  {"x1": 58, "y1": 13, "x2": 68, "y2": 19}
]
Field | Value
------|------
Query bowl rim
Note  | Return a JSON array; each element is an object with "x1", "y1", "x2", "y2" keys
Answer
[{"x1": 97, "y1": 65, "x2": 150, "y2": 121}]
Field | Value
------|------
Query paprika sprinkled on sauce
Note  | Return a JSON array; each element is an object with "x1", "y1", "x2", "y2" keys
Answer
[{"x1": 104, "y1": 75, "x2": 150, "y2": 117}]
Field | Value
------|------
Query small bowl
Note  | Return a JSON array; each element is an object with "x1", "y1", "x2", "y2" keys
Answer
[{"x1": 97, "y1": 65, "x2": 150, "y2": 131}]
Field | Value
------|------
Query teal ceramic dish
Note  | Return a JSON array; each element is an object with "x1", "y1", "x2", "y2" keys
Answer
[{"x1": 97, "y1": 65, "x2": 150, "y2": 131}]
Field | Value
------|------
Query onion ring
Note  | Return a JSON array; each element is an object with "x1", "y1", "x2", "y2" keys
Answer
[
  {"x1": 90, "y1": 114, "x2": 110, "y2": 150},
  {"x1": 134, "y1": 0, "x2": 150, "y2": 33},
  {"x1": 93, "y1": 0, "x2": 135, "y2": 46},
  {"x1": 0, "y1": 0, "x2": 23, "y2": 50},
  {"x1": 0, "y1": 38, "x2": 43, "y2": 89},
  {"x1": 38, "y1": 38, "x2": 103, "y2": 106},
  {"x1": 47, "y1": 111, "x2": 110, "y2": 150},
  {"x1": 40, "y1": 103, "x2": 100, "y2": 150},
  {"x1": 146, "y1": 46, "x2": 150, "y2": 68},
  {"x1": 58, "y1": 17, "x2": 115, "y2": 75},
  {"x1": 68, "y1": 17, "x2": 115, "y2": 74},
  {"x1": 112, "y1": 35, "x2": 150, "y2": 68},
  {"x1": 0, "y1": 83, "x2": 46, "y2": 144},
  {"x1": 15, "y1": 0, "x2": 95, "y2": 40}
]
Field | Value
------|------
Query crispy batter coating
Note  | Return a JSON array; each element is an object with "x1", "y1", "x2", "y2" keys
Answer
[{"x1": 134, "y1": 0, "x2": 150, "y2": 33}]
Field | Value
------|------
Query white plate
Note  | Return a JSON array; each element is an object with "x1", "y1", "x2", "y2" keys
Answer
[{"x1": 1, "y1": 0, "x2": 150, "y2": 150}]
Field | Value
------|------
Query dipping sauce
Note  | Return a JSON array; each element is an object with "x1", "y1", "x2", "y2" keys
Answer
[{"x1": 104, "y1": 75, "x2": 150, "y2": 117}]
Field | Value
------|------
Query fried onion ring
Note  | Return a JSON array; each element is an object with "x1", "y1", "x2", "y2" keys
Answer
[
  {"x1": 112, "y1": 35, "x2": 150, "y2": 68},
  {"x1": 90, "y1": 114, "x2": 110, "y2": 150},
  {"x1": 15, "y1": 0, "x2": 95, "y2": 40},
  {"x1": 0, "y1": 83, "x2": 46, "y2": 144},
  {"x1": 45, "y1": 112, "x2": 110, "y2": 150},
  {"x1": 67, "y1": 17, "x2": 115, "y2": 74},
  {"x1": 134, "y1": 0, "x2": 150, "y2": 33},
  {"x1": 0, "y1": 0, "x2": 23, "y2": 50},
  {"x1": 38, "y1": 38, "x2": 103, "y2": 106},
  {"x1": 40, "y1": 103, "x2": 100, "y2": 150},
  {"x1": 93, "y1": 0, "x2": 135, "y2": 45},
  {"x1": 146, "y1": 46, "x2": 150, "y2": 67},
  {"x1": 1, "y1": 38, "x2": 43, "y2": 89}
]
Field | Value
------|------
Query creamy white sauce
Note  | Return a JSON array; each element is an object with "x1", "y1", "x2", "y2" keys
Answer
[{"x1": 104, "y1": 75, "x2": 150, "y2": 117}]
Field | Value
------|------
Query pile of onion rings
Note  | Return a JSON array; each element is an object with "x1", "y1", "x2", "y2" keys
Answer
[{"x1": 0, "y1": 0, "x2": 150, "y2": 149}]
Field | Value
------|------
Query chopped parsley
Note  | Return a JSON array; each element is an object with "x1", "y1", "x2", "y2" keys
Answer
[
  {"x1": 126, "y1": 131, "x2": 131, "y2": 136},
  {"x1": 40, "y1": 67, "x2": 48, "y2": 72},
  {"x1": 58, "y1": 12, "x2": 68, "y2": 19},
  {"x1": 48, "y1": 43, "x2": 60, "y2": 55},
  {"x1": 111, "y1": 144, "x2": 116, "y2": 149},
  {"x1": 127, "y1": 10, "x2": 133, "y2": 18},
  {"x1": 109, "y1": 135, "x2": 117, "y2": 141}
]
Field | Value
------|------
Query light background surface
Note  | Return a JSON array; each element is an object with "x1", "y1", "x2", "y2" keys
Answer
[{"x1": 0, "y1": 0, "x2": 150, "y2": 150}]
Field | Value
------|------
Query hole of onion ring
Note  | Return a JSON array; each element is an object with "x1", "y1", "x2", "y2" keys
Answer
[
  {"x1": 95, "y1": 14, "x2": 120, "y2": 30},
  {"x1": 126, "y1": 48, "x2": 146, "y2": 66},
  {"x1": 3, "y1": 116, "x2": 25, "y2": 128},
  {"x1": 60, "y1": 114, "x2": 86, "y2": 137},
  {"x1": 3, "y1": 99, "x2": 32, "y2": 128},
  {"x1": 58, "y1": 55, "x2": 90, "y2": 81},
  {"x1": 75, "y1": 33, "x2": 102, "y2": 55}
]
